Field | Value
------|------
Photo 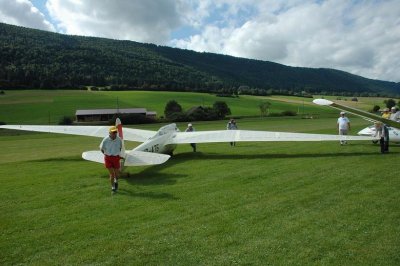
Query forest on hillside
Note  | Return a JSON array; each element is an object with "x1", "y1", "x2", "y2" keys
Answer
[{"x1": 1, "y1": 23, "x2": 399, "y2": 97}]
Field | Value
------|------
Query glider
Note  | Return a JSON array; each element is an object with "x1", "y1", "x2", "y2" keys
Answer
[
  {"x1": 313, "y1": 98, "x2": 400, "y2": 143},
  {"x1": 0, "y1": 118, "x2": 375, "y2": 166}
]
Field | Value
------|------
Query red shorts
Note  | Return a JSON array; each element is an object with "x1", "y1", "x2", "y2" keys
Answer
[{"x1": 104, "y1": 155, "x2": 120, "y2": 169}]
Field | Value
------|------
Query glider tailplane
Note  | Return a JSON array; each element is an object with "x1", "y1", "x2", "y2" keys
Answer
[
  {"x1": 82, "y1": 151, "x2": 104, "y2": 164},
  {"x1": 124, "y1": 151, "x2": 170, "y2": 166},
  {"x1": 82, "y1": 150, "x2": 170, "y2": 166}
]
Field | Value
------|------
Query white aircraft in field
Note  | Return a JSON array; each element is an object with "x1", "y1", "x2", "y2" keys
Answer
[
  {"x1": 0, "y1": 118, "x2": 375, "y2": 166},
  {"x1": 313, "y1": 99, "x2": 400, "y2": 143}
]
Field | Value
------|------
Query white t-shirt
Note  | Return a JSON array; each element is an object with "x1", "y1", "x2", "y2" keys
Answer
[
  {"x1": 390, "y1": 111, "x2": 400, "y2": 122},
  {"x1": 100, "y1": 135, "x2": 122, "y2": 156},
  {"x1": 337, "y1": 117, "x2": 350, "y2": 130}
]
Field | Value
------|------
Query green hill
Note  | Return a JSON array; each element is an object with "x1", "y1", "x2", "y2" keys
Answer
[{"x1": 1, "y1": 23, "x2": 399, "y2": 96}]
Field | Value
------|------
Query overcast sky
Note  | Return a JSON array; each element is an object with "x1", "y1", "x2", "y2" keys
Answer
[{"x1": 1, "y1": 0, "x2": 399, "y2": 82}]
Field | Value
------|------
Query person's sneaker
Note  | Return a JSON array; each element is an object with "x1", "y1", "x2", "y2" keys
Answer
[{"x1": 114, "y1": 178, "x2": 118, "y2": 191}]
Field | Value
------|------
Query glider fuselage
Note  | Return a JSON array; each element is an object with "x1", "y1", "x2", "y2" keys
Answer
[
  {"x1": 358, "y1": 125, "x2": 400, "y2": 143},
  {"x1": 133, "y1": 123, "x2": 178, "y2": 155}
]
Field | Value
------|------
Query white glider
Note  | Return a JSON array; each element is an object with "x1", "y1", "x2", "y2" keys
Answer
[{"x1": 0, "y1": 119, "x2": 375, "y2": 166}]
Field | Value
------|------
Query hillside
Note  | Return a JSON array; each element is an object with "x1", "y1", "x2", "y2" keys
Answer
[{"x1": 1, "y1": 23, "x2": 399, "y2": 96}]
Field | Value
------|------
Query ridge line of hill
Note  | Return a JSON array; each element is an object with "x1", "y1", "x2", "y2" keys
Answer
[{"x1": 0, "y1": 22, "x2": 399, "y2": 96}]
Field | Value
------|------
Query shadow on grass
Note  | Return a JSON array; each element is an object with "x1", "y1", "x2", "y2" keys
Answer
[
  {"x1": 124, "y1": 171, "x2": 186, "y2": 186},
  {"x1": 31, "y1": 156, "x2": 83, "y2": 163},
  {"x1": 114, "y1": 189, "x2": 179, "y2": 200},
  {"x1": 116, "y1": 163, "x2": 185, "y2": 200},
  {"x1": 171, "y1": 150, "x2": 391, "y2": 161},
  {"x1": 25, "y1": 145, "x2": 399, "y2": 167},
  {"x1": 123, "y1": 159, "x2": 187, "y2": 186}
]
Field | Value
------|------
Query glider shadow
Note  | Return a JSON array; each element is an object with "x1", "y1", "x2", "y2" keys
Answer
[
  {"x1": 123, "y1": 160, "x2": 187, "y2": 186},
  {"x1": 113, "y1": 189, "x2": 179, "y2": 200},
  {"x1": 119, "y1": 162, "x2": 185, "y2": 200},
  {"x1": 171, "y1": 150, "x2": 388, "y2": 161},
  {"x1": 31, "y1": 156, "x2": 84, "y2": 163}
]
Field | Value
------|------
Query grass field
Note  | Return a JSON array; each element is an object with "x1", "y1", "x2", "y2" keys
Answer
[
  {"x1": 1, "y1": 91, "x2": 399, "y2": 265},
  {"x1": 0, "y1": 90, "x2": 382, "y2": 124}
]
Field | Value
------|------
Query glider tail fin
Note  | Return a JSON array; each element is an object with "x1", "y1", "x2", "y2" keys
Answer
[{"x1": 115, "y1": 118, "x2": 126, "y2": 171}]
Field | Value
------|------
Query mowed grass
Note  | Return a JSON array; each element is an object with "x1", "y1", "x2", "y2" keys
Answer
[{"x1": 1, "y1": 117, "x2": 400, "y2": 265}]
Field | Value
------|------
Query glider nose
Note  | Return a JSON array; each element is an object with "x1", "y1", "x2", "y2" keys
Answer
[{"x1": 358, "y1": 126, "x2": 374, "y2": 136}]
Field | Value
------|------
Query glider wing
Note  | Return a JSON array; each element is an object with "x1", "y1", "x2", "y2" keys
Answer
[
  {"x1": 0, "y1": 125, "x2": 156, "y2": 142},
  {"x1": 313, "y1": 99, "x2": 400, "y2": 128},
  {"x1": 123, "y1": 128, "x2": 156, "y2": 142},
  {"x1": 168, "y1": 130, "x2": 375, "y2": 144}
]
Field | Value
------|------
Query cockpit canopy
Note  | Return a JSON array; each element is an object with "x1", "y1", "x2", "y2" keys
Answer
[{"x1": 152, "y1": 123, "x2": 179, "y2": 138}]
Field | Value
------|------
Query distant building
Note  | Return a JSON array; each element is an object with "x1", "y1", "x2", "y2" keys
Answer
[{"x1": 75, "y1": 108, "x2": 157, "y2": 122}]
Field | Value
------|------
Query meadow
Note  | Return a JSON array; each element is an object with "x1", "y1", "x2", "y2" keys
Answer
[
  {"x1": 0, "y1": 91, "x2": 399, "y2": 265},
  {"x1": 0, "y1": 90, "x2": 338, "y2": 124}
]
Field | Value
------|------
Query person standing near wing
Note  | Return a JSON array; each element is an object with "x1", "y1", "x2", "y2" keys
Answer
[
  {"x1": 227, "y1": 119, "x2": 238, "y2": 146},
  {"x1": 390, "y1": 106, "x2": 400, "y2": 122},
  {"x1": 185, "y1": 123, "x2": 196, "y2": 152},
  {"x1": 337, "y1": 111, "x2": 350, "y2": 145},
  {"x1": 381, "y1": 108, "x2": 390, "y2": 119},
  {"x1": 374, "y1": 122, "x2": 389, "y2": 153},
  {"x1": 100, "y1": 126, "x2": 123, "y2": 192}
]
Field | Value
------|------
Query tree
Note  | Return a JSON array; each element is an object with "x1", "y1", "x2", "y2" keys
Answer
[
  {"x1": 58, "y1": 116, "x2": 73, "y2": 125},
  {"x1": 384, "y1": 99, "x2": 396, "y2": 109},
  {"x1": 164, "y1": 100, "x2": 182, "y2": 119},
  {"x1": 259, "y1": 101, "x2": 271, "y2": 117},
  {"x1": 213, "y1": 101, "x2": 231, "y2": 119},
  {"x1": 372, "y1": 105, "x2": 380, "y2": 112},
  {"x1": 188, "y1": 107, "x2": 219, "y2": 121}
]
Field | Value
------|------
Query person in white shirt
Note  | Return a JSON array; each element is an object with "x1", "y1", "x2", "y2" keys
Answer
[
  {"x1": 337, "y1": 111, "x2": 350, "y2": 145},
  {"x1": 100, "y1": 126, "x2": 122, "y2": 192},
  {"x1": 374, "y1": 122, "x2": 389, "y2": 153},
  {"x1": 389, "y1": 107, "x2": 400, "y2": 122},
  {"x1": 185, "y1": 123, "x2": 196, "y2": 152},
  {"x1": 226, "y1": 119, "x2": 238, "y2": 146}
]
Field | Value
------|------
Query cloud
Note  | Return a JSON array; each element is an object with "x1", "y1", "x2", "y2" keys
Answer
[
  {"x1": 0, "y1": 0, "x2": 55, "y2": 31},
  {"x1": 172, "y1": 0, "x2": 400, "y2": 82},
  {"x1": 46, "y1": 0, "x2": 185, "y2": 44}
]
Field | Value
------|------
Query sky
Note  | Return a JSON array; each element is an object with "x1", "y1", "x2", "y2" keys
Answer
[{"x1": 0, "y1": 0, "x2": 399, "y2": 83}]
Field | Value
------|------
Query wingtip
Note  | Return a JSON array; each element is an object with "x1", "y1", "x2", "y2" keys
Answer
[{"x1": 312, "y1": 99, "x2": 334, "y2": 106}]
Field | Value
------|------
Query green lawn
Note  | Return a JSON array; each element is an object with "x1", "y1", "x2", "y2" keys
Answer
[
  {"x1": 1, "y1": 114, "x2": 399, "y2": 265},
  {"x1": 0, "y1": 90, "x2": 355, "y2": 124}
]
